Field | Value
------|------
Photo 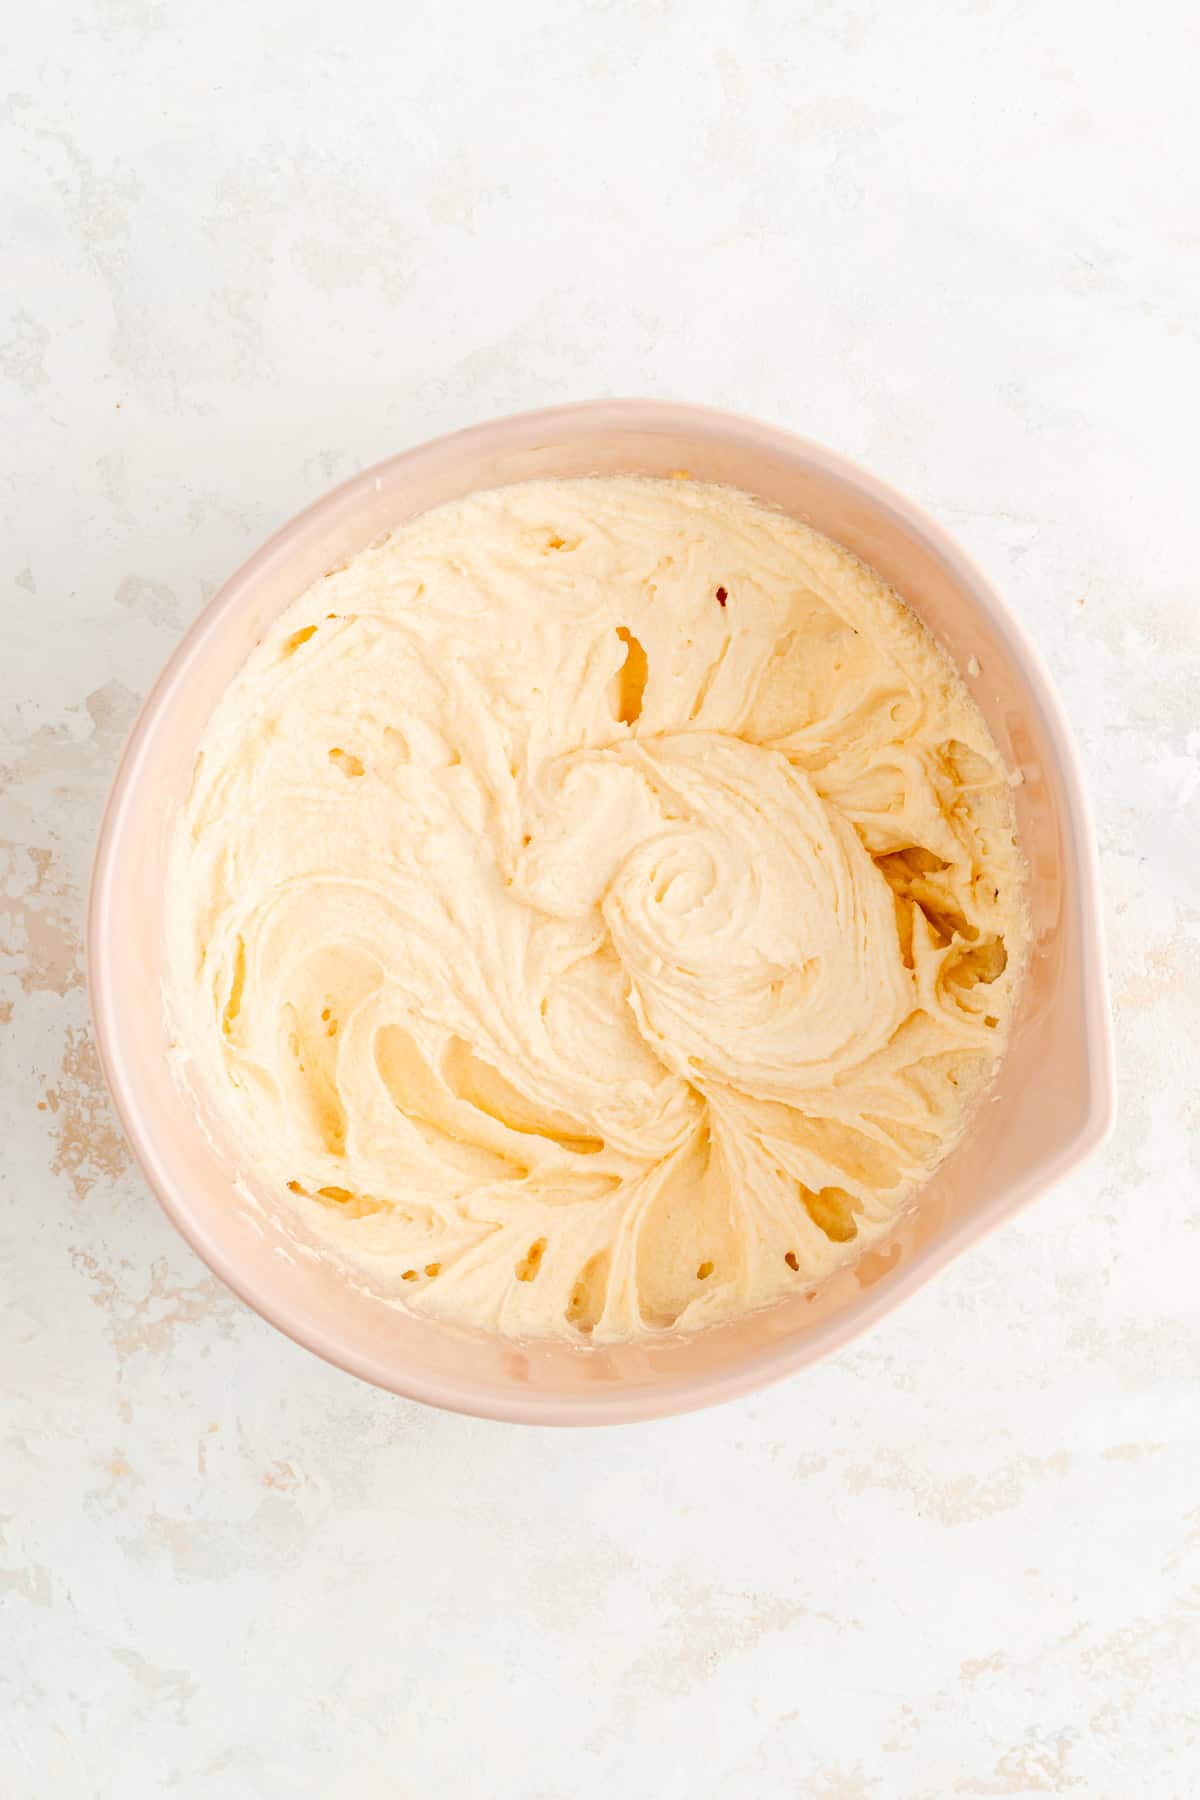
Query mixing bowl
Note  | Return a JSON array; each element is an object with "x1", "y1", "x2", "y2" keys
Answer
[{"x1": 88, "y1": 400, "x2": 1114, "y2": 1423}]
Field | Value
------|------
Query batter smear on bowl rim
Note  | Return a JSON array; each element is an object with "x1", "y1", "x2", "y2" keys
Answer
[{"x1": 167, "y1": 477, "x2": 1027, "y2": 1341}]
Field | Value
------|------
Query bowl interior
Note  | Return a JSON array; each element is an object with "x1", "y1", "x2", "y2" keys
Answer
[{"x1": 89, "y1": 403, "x2": 1111, "y2": 1422}]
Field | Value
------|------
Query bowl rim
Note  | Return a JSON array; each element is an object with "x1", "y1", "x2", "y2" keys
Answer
[{"x1": 87, "y1": 398, "x2": 1116, "y2": 1424}]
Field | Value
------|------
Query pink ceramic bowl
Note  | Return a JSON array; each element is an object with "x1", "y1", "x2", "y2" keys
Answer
[{"x1": 88, "y1": 401, "x2": 1114, "y2": 1424}]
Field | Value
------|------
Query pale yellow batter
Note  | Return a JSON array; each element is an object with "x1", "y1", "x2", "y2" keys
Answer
[{"x1": 167, "y1": 478, "x2": 1026, "y2": 1341}]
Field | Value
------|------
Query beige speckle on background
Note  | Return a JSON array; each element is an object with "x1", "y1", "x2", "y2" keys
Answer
[
  {"x1": 45, "y1": 1027, "x2": 131, "y2": 1198},
  {"x1": 1, "y1": 3, "x2": 1197, "y2": 1796}
]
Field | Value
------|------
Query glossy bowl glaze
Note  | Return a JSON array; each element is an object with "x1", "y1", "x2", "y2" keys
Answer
[{"x1": 88, "y1": 401, "x2": 1114, "y2": 1423}]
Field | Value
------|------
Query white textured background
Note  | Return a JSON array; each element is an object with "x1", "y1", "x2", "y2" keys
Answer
[{"x1": 3, "y1": 3, "x2": 1198, "y2": 1795}]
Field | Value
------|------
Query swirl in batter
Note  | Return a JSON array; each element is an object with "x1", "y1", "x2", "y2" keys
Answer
[{"x1": 168, "y1": 478, "x2": 1026, "y2": 1340}]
